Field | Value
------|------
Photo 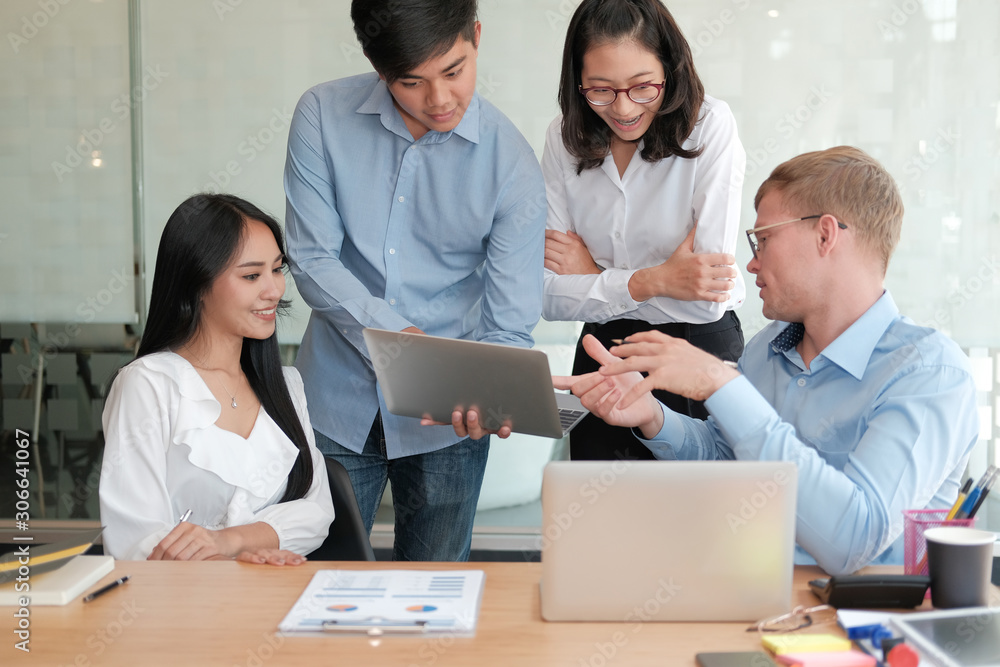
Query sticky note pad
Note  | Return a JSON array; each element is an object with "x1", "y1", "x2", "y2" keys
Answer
[
  {"x1": 775, "y1": 650, "x2": 876, "y2": 666},
  {"x1": 761, "y1": 634, "x2": 852, "y2": 655}
]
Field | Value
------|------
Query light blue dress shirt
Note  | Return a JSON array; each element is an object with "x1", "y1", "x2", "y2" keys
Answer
[
  {"x1": 284, "y1": 73, "x2": 545, "y2": 458},
  {"x1": 642, "y1": 291, "x2": 978, "y2": 574}
]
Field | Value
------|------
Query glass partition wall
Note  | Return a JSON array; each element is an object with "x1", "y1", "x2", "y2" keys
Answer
[{"x1": 2, "y1": 1, "x2": 998, "y2": 549}]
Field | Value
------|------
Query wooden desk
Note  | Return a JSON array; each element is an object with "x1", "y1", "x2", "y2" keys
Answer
[{"x1": 0, "y1": 561, "x2": 909, "y2": 666}]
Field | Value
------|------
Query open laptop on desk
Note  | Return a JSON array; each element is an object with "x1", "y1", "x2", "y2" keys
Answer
[
  {"x1": 540, "y1": 460, "x2": 798, "y2": 622},
  {"x1": 362, "y1": 328, "x2": 588, "y2": 439}
]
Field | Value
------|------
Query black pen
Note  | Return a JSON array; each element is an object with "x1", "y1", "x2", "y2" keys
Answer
[
  {"x1": 967, "y1": 467, "x2": 997, "y2": 519},
  {"x1": 82, "y1": 575, "x2": 130, "y2": 603},
  {"x1": 610, "y1": 339, "x2": 738, "y2": 368}
]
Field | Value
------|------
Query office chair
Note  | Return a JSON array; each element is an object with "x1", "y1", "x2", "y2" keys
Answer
[{"x1": 307, "y1": 457, "x2": 376, "y2": 561}]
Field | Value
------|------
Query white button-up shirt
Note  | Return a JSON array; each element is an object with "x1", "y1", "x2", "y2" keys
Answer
[
  {"x1": 541, "y1": 95, "x2": 746, "y2": 325},
  {"x1": 99, "y1": 352, "x2": 334, "y2": 560}
]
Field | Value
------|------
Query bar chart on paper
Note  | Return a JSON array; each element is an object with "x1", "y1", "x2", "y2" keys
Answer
[{"x1": 278, "y1": 570, "x2": 485, "y2": 635}]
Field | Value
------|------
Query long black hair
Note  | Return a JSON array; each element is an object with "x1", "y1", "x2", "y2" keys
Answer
[
  {"x1": 136, "y1": 193, "x2": 313, "y2": 502},
  {"x1": 559, "y1": 0, "x2": 705, "y2": 174}
]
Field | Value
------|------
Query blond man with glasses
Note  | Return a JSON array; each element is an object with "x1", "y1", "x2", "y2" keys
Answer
[{"x1": 556, "y1": 146, "x2": 978, "y2": 575}]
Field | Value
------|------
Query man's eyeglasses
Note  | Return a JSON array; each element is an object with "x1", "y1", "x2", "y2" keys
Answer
[
  {"x1": 746, "y1": 215, "x2": 848, "y2": 259},
  {"x1": 578, "y1": 81, "x2": 666, "y2": 106},
  {"x1": 746, "y1": 604, "x2": 837, "y2": 633}
]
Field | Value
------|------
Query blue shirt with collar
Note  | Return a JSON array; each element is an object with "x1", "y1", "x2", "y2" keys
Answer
[
  {"x1": 284, "y1": 72, "x2": 545, "y2": 458},
  {"x1": 642, "y1": 290, "x2": 978, "y2": 574}
]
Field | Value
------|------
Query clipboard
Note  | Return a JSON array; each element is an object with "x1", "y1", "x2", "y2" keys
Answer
[{"x1": 278, "y1": 570, "x2": 485, "y2": 636}]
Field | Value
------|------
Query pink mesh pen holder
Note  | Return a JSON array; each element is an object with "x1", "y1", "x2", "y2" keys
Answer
[{"x1": 903, "y1": 509, "x2": 976, "y2": 576}]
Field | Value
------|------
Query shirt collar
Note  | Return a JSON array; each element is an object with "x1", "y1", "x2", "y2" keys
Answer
[
  {"x1": 356, "y1": 78, "x2": 481, "y2": 144},
  {"x1": 819, "y1": 290, "x2": 898, "y2": 379},
  {"x1": 599, "y1": 138, "x2": 645, "y2": 186},
  {"x1": 769, "y1": 290, "x2": 898, "y2": 380}
]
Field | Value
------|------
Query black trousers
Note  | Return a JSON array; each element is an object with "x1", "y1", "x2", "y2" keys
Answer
[{"x1": 569, "y1": 311, "x2": 744, "y2": 461}]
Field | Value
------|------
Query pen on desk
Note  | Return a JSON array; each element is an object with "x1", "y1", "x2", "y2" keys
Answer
[
  {"x1": 967, "y1": 468, "x2": 997, "y2": 519},
  {"x1": 609, "y1": 339, "x2": 738, "y2": 368},
  {"x1": 82, "y1": 575, "x2": 130, "y2": 603},
  {"x1": 945, "y1": 478, "x2": 974, "y2": 520}
]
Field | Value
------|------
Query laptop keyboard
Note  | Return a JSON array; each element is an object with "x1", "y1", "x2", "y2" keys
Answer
[{"x1": 558, "y1": 408, "x2": 587, "y2": 429}]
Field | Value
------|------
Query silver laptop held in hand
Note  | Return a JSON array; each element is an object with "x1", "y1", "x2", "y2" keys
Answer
[
  {"x1": 541, "y1": 460, "x2": 798, "y2": 622},
  {"x1": 362, "y1": 328, "x2": 588, "y2": 439}
]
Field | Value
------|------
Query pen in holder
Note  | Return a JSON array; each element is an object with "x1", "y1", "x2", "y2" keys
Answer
[{"x1": 903, "y1": 509, "x2": 976, "y2": 577}]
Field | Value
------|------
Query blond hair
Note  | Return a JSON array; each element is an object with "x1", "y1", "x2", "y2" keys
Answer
[{"x1": 755, "y1": 146, "x2": 903, "y2": 274}]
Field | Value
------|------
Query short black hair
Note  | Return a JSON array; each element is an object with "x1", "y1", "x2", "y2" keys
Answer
[
  {"x1": 559, "y1": 0, "x2": 704, "y2": 174},
  {"x1": 351, "y1": 0, "x2": 479, "y2": 82}
]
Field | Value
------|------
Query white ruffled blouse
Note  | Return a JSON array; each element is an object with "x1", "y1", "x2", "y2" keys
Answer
[{"x1": 99, "y1": 351, "x2": 335, "y2": 560}]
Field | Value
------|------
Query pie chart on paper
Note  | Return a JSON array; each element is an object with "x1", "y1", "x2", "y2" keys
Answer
[
  {"x1": 327, "y1": 604, "x2": 358, "y2": 612},
  {"x1": 406, "y1": 604, "x2": 438, "y2": 612}
]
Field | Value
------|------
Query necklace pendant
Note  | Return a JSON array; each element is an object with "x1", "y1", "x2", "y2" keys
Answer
[{"x1": 231, "y1": 398, "x2": 238, "y2": 409}]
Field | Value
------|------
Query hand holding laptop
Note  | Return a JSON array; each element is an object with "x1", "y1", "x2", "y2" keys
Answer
[
  {"x1": 420, "y1": 409, "x2": 513, "y2": 440},
  {"x1": 397, "y1": 327, "x2": 513, "y2": 439},
  {"x1": 363, "y1": 328, "x2": 588, "y2": 439}
]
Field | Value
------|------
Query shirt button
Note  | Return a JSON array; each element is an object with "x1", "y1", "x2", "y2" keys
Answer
[
  {"x1": 620, "y1": 264, "x2": 628, "y2": 269},
  {"x1": 797, "y1": 378, "x2": 806, "y2": 387},
  {"x1": 615, "y1": 232, "x2": 621, "y2": 239},
  {"x1": 389, "y1": 298, "x2": 396, "y2": 305},
  {"x1": 389, "y1": 248, "x2": 396, "y2": 255},
  {"x1": 398, "y1": 196, "x2": 405, "y2": 203}
]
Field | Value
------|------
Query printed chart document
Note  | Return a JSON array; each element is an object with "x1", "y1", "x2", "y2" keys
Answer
[{"x1": 279, "y1": 570, "x2": 485, "y2": 636}]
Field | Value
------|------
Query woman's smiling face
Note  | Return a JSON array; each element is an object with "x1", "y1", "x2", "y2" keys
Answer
[{"x1": 580, "y1": 40, "x2": 666, "y2": 144}]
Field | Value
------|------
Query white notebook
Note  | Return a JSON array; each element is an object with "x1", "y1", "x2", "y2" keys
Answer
[{"x1": 0, "y1": 555, "x2": 115, "y2": 606}]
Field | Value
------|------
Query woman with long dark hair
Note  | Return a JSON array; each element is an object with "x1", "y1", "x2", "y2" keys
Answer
[
  {"x1": 542, "y1": 0, "x2": 747, "y2": 460},
  {"x1": 100, "y1": 194, "x2": 333, "y2": 562}
]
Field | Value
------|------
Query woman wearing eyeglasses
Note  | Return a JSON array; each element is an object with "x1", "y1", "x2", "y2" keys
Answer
[{"x1": 542, "y1": 0, "x2": 747, "y2": 460}]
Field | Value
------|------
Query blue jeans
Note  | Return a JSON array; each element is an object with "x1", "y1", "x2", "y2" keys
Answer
[{"x1": 314, "y1": 416, "x2": 490, "y2": 561}]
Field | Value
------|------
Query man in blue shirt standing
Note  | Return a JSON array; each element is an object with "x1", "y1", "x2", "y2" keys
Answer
[
  {"x1": 284, "y1": 0, "x2": 545, "y2": 561},
  {"x1": 556, "y1": 146, "x2": 978, "y2": 575}
]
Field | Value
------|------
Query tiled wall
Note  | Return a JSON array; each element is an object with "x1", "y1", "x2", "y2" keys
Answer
[{"x1": 0, "y1": 0, "x2": 136, "y2": 324}]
